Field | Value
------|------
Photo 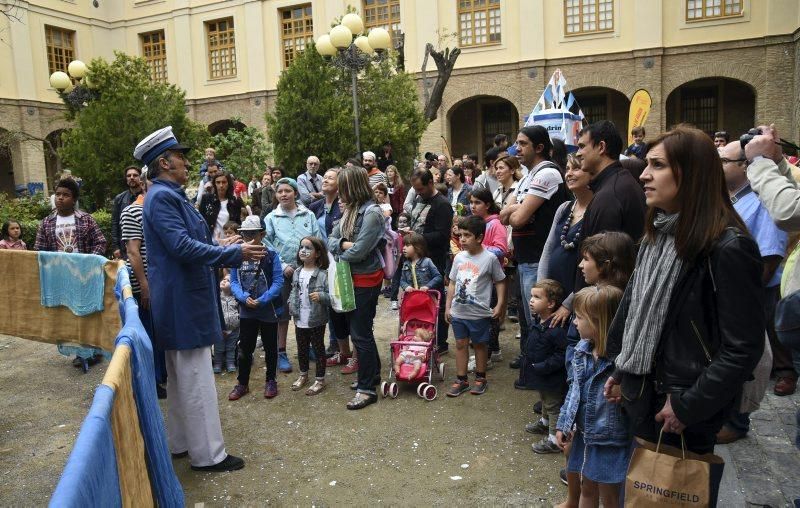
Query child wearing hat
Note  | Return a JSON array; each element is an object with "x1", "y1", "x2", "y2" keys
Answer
[{"x1": 228, "y1": 215, "x2": 285, "y2": 400}]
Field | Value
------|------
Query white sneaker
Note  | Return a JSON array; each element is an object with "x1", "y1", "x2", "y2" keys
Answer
[
  {"x1": 468, "y1": 355, "x2": 493, "y2": 373},
  {"x1": 490, "y1": 350, "x2": 503, "y2": 362},
  {"x1": 390, "y1": 301, "x2": 398, "y2": 310}
]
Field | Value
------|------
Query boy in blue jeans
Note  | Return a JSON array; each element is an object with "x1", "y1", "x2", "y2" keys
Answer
[{"x1": 445, "y1": 216, "x2": 506, "y2": 396}]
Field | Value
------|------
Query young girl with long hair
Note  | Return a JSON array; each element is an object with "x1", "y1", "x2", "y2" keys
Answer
[
  {"x1": 288, "y1": 236, "x2": 331, "y2": 396},
  {"x1": 0, "y1": 219, "x2": 26, "y2": 250},
  {"x1": 556, "y1": 285, "x2": 628, "y2": 508}
]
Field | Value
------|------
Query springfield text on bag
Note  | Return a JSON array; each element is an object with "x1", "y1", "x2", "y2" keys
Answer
[{"x1": 631, "y1": 481, "x2": 702, "y2": 503}]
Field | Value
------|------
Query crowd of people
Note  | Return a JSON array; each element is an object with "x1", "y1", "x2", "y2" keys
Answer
[{"x1": 2, "y1": 120, "x2": 798, "y2": 505}]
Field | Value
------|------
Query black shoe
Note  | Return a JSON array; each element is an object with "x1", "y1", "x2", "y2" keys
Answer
[
  {"x1": 533, "y1": 400, "x2": 542, "y2": 414},
  {"x1": 346, "y1": 392, "x2": 378, "y2": 410},
  {"x1": 510, "y1": 355, "x2": 522, "y2": 369},
  {"x1": 325, "y1": 344, "x2": 339, "y2": 358},
  {"x1": 191, "y1": 454, "x2": 245, "y2": 472},
  {"x1": 513, "y1": 380, "x2": 535, "y2": 390},
  {"x1": 171, "y1": 451, "x2": 189, "y2": 459},
  {"x1": 156, "y1": 384, "x2": 167, "y2": 399},
  {"x1": 559, "y1": 468, "x2": 568, "y2": 486}
]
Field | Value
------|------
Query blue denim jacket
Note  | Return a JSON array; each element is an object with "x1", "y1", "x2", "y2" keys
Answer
[
  {"x1": 557, "y1": 339, "x2": 630, "y2": 446},
  {"x1": 399, "y1": 257, "x2": 443, "y2": 290}
]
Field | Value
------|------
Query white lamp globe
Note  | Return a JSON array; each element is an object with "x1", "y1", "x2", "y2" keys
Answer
[
  {"x1": 329, "y1": 24, "x2": 353, "y2": 49},
  {"x1": 354, "y1": 35, "x2": 374, "y2": 55},
  {"x1": 341, "y1": 13, "x2": 364, "y2": 35},
  {"x1": 367, "y1": 27, "x2": 391, "y2": 52},
  {"x1": 68, "y1": 60, "x2": 88, "y2": 79},
  {"x1": 316, "y1": 34, "x2": 337, "y2": 56},
  {"x1": 50, "y1": 71, "x2": 71, "y2": 90}
]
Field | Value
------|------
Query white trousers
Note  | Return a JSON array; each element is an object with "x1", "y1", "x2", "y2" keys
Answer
[{"x1": 165, "y1": 347, "x2": 227, "y2": 467}]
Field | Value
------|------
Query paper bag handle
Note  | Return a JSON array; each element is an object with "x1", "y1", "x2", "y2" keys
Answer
[{"x1": 656, "y1": 429, "x2": 687, "y2": 459}]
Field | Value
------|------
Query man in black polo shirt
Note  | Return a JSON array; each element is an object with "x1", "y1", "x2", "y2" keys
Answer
[
  {"x1": 402, "y1": 169, "x2": 453, "y2": 353},
  {"x1": 574, "y1": 120, "x2": 646, "y2": 292}
]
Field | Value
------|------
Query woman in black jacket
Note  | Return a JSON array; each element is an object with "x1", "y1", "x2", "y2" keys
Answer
[
  {"x1": 199, "y1": 170, "x2": 244, "y2": 240},
  {"x1": 604, "y1": 126, "x2": 764, "y2": 456}
]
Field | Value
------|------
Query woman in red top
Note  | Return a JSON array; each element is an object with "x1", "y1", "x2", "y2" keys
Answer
[{"x1": 327, "y1": 166, "x2": 387, "y2": 409}]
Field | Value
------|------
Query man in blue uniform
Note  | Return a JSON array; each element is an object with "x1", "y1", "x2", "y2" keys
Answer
[{"x1": 135, "y1": 126, "x2": 265, "y2": 472}]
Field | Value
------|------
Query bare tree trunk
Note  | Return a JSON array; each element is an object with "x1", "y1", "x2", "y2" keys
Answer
[{"x1": 421, "y1": 43, "x2": 461, "y2": 123}]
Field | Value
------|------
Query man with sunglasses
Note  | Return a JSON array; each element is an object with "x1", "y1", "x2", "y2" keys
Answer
[{"x1": 135, "y1": 126, "x2": 265, "y2": 473}]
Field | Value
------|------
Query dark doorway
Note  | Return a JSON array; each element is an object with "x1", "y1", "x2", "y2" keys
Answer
[
  {"x1": 449, "y1": 97, "x2": 519, "y2": 165},
  {"x1": 666, "y1": 78, "x2": 755, "y2": 138}
]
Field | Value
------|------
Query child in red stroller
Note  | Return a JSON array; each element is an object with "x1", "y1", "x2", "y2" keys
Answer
[{"x1": 381, "y1": 289, "x2": 445, "y2": 401}]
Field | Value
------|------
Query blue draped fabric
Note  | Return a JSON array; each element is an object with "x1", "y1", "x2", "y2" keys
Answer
[
  {"x1": 38, "y1": 252, "x2": 107, "y2": 316},
  {"x1": 50, "y1": 268, "x2": 184, "y2": 507},
  {"x1": 114, "y1": 268, "x2": 184, "y2": 507},
  {"x1": 49, "y1": 385, "x2": 122, "y2": 508}
]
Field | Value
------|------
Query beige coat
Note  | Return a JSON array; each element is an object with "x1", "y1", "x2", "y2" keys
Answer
[{"x1": 747, "y1": 157, "x2": 800, "y2": 295}]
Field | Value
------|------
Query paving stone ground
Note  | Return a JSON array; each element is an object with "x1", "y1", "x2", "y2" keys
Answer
[{"x1": 718, "y1": 381, "x2": 800, "y2": 508}]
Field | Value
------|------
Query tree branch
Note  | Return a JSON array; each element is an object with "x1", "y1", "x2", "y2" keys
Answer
[{"x1": 422, "y1": 45, "x2": 461, "y2": 123}]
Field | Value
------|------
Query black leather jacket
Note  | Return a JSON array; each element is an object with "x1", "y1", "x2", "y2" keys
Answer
[{"x1": 608, "y1": 227, "x2": 765, "y2": 427}]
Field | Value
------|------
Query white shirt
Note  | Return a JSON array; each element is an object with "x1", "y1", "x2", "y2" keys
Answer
[
  {"x1": 296, "y1": 267, "x2": 314, "y2": 328},
  {"x1": 55, "y1": 214, "x2": 77, "y2": 252},
  {"x1": 214, "y1": 200, "x2": 229, "y2": 240}
]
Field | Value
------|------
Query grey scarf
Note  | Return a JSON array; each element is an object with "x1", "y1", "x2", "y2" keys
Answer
[{"x1": 615, "y1": 213, "x2": 683, "y2": 375}]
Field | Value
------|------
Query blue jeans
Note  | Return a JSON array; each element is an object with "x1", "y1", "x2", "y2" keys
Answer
[{"x1": 517, "y1": 262, "x2": 539, "y2": 347}]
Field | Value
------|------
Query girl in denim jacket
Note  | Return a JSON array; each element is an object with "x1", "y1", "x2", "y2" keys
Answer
[
  {"x1": 556, "y1": 285, "x2": 630, "y2": 508},
  {"x1": 399, "y1": 233, "x2": 443, "y2": 294},
  {"x1": 288, "y1": 236, "x2": 332, "y2": 396}
]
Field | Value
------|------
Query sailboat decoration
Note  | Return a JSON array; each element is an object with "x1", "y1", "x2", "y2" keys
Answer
[{"x1": 524, "y1": 68, "x2": 586, "y2": 152}]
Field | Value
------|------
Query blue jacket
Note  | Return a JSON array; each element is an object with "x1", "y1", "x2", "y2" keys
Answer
[
  {"x1": 327, "y1": 201, "x2": 385, "y2": 275},
  {"x1": 263, "y1": 203, "x2": 321, "y2": 269},
  {"x1": 557, "y1": 339, "x2": 630, "y2": 446},
  {"x1": 309, "y1": 197, "x2": 342, "y2": 238},
  {"x1": 399, "y1": 257, "x2": 443, "y2": 290},
  {"x1": 230, "y1": 249, "x2": 284, "y2": 322},
  {"x1": 143, "y1": 179, "x2": 243, "y2": 351},
  {"x1": 518, "y1": 316, "x2": 568, "y2": 392},
  {"x1": 288, "y1": 267, "x2": 331, "y2": 328},
  {"x1": 446, "y1": 184, "x2": 473, "y2": 215}
]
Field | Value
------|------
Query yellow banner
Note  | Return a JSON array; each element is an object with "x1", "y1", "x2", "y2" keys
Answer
[{"x1": 628, "y1": 89, "x2": 652, "y2": 145}]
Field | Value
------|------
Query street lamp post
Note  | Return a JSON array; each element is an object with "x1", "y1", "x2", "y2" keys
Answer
[
  {"x1": 316, "y1": 13, "x2": 391, "y2": 156},
  {"x1": 49, "y1": 60, "x2": 98, "y2": 112}
]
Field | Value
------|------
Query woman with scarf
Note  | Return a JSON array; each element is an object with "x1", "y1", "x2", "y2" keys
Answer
[
  {"x1": 327, "y1": 166, "x2": 386, "y2": 410},
  {"x1": 604, "y1": 126, "x2": 764, "y2": 458}
]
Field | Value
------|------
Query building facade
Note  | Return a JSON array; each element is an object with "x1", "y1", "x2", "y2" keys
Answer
[{"x1": 0, "y1": 0, "x2": 798, "y2": 194}]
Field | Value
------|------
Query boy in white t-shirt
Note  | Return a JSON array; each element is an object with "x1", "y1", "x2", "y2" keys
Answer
[{"x1": 445, "y1": 215, "x2": 507, "y2": 396}]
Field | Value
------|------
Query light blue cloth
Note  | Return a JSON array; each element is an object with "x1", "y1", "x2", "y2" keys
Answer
[
  {"x1": 734, "y1": 190, "x2": 788, "y2": 288},
  {"x1": 49, "y1": 385, "x2": 122, "y2": 508},
  {"x1": 38, "y1": 251, "x2": 107, "y2": 316}
]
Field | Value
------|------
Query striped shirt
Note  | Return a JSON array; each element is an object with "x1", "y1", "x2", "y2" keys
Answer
[
  {"x1": 368, "y1": 168, "x2": 387, "y2": 189},
  {"x1": 120, "y1": 202, "x2": 147, "y2": 293}
]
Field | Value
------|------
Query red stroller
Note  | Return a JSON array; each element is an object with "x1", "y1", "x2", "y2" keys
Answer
[{"x1": 380, "y1": 289, "x2": 445, "y2": 401}]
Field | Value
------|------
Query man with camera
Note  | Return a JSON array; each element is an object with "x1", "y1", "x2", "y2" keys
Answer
[{"x1": 745, "y1": 123, "x2": 800, "y2": 446}]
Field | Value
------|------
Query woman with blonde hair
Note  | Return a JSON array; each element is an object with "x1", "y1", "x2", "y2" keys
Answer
[{"x1": 327, "y1": 166, "x2": 386, "y2": 409}]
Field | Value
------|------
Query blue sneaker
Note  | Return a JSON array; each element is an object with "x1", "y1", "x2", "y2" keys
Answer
[{"x1": 278, "y1": 351, "x2": 293, "y2": 373}]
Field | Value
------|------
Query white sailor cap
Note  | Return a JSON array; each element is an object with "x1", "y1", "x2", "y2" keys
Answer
[{"x1": 133, "y1": 126, "x2": 189, "y2": 167}]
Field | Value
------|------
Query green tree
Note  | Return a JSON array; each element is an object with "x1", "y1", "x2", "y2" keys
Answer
[
  {"x1": 266, "y1": 44, "x2": 426, "y2": 176},
  {"x1": 211, "y1": 121, "x2": 272, "y2": 181},
  {"x1": 59, "y1": 52, "x2": 210, "y2": 208}
]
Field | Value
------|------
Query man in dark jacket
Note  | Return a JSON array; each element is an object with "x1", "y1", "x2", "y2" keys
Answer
[
  {"x1": 111, "y1": 165, "x2": 143, "y2": 259},
  {"x1": 135, "y1": 126, "x2": 265, "y2": 473},
  {"x1": 403, "y1": 169, "x2": 453, "y2": 352},
  {"x1": 574, "y1": 121, "x2": 646, "y2": 292}
]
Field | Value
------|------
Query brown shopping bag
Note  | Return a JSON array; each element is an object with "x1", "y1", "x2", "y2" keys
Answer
[{"x1": 624, "y1": 431, "x2": 725, "y2": 507}]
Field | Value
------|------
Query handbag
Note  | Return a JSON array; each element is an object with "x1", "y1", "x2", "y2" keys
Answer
[
  {"x1": 624, "y1": 430, "x2": 725, "y2": 507},
  {"x1": 327, "y1": 253, "x2": 356, "y2": 313}
]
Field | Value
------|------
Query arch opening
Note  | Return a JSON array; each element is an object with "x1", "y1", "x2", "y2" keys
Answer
[
  {"x1": 666, "y1": 78, "x2": 755, "y2": 138},
  {"x1": 448, "y1": 96, "x2": 519, "y2": 164}
]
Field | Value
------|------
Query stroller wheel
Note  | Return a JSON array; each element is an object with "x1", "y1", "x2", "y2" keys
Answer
[
  {"x1": 380, "y1": 381, "x2": 390, "y2": 398},
  {"x1": 439, "y1": 363, "x2": 446, "y2": 381},
  {"x1": 389, "y1": 382, "x2": 399, "y2": 399},
  {"x1": 423, "y1": 384, "x2": 437, "y2": 401},
  {"x1": 417, "y1": 383, "x2": 428, "y2": 398}
]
